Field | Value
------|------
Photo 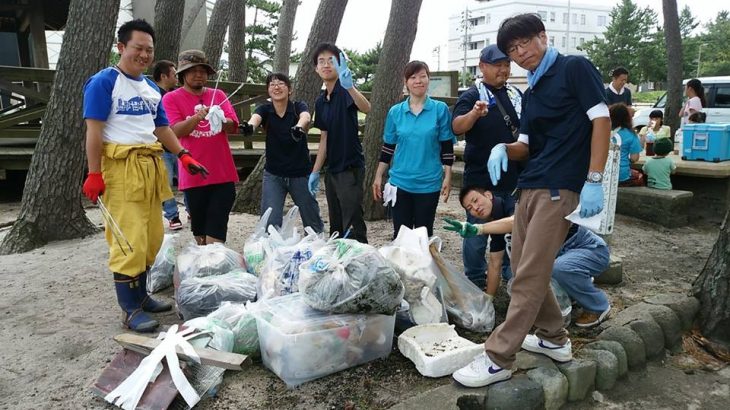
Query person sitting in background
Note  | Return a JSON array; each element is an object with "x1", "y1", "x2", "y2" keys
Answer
[
  {"x1": 638, "y1": 110, "x2": 670, "y2": 156},
  {"x1": 642, "y1": 138, "x2": 676, "y2": 190},
  {"x1": 688, "y1": 111, "x2": 707, "y2": 124},
  {"x1": 444, "y1": 186, "x2": 612, "y2": 328},
  {"x1": 611, "y1": 103, "x2": 644, "y2": 187}
]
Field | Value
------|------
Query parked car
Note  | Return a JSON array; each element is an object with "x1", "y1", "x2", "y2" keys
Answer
[{"x1": 633, "y1": 76, "x2": 730, "y2": 131}]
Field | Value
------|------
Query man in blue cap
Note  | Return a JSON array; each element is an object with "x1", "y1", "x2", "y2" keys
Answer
[{"x1": 451, "y1": 44, "x2": 523, "y2": 298}]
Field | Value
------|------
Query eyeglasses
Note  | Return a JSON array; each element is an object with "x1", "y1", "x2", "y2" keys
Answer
[
  {"x1": 506, "y1": 37, "x2": 534, "y2": 55},
  {"x1": 268, "y1": 81, "x2": 288, "y2": 88},
  {"x1": 317, "y1": 58, "x2": 333, "y2": 67}
]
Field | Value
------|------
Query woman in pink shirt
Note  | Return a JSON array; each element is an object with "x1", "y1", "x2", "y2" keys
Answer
[
  {"x1": 679, "y1": 78, "x2": 705, "y2": 126},
  {"x1": 162, "y1": 50, "x2": 239, "y2": 244}
]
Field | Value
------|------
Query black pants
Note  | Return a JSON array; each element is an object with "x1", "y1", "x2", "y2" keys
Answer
[
  {"x1": 391, "y1": 188, "x2": 440, "y2": 239},
  {"x1": 184, "y1": 182, "x2": 236, "y2": 241},
  {"x1": 325, "y1": 167, "x2": 368, "y2": 243}
]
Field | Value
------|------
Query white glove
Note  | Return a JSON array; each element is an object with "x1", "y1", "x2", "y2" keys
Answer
[
  {"x1": 382, "y1": 182, "x2": 398, "y2": 207},
  {"x1": 205, "y1": 105, "x2": 225, "y2": 134}
]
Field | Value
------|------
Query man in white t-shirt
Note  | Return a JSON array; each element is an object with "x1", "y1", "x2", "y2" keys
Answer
[{"x1": 82, "y1": 19, "x2": 207, "y2": 332}]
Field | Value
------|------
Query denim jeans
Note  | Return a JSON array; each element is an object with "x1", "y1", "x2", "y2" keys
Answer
[
  {"x1": 551, "y1": 227, "x2": 611, "y2": 313},
  {"x1": 261, "y1": 170, "x2": 324, "y2": 233},
  {"x1": 161, "y1": 151, "x2": 179, "y2": 220},
  {"x1": 462, "y1": 191, "x2": 513, "y2": 289}
]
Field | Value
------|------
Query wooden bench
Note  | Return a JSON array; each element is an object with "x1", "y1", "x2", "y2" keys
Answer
[{"x1": 616, "y1": 186, "x2": 693, "y2": 227}]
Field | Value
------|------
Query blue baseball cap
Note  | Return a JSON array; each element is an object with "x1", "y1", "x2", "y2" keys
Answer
[{"x1": 480, "y1": 44, "x2": 509, "y2": 64}]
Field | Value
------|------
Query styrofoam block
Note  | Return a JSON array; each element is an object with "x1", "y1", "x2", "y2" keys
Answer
[{"x1": 397, "y1": 323, "x2": 484, "y2": 378}]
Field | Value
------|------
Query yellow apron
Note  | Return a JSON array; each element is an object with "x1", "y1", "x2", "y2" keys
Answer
[{"x1": 101, "y1": 142, "x2": 173, "y2": 277}]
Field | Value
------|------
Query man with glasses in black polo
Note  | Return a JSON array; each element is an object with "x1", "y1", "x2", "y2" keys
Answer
[{"x1": 240, "y1": 73, "x2": 324, "y2": 232}]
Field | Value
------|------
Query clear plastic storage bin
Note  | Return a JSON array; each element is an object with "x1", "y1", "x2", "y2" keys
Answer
[{"x1": 254, "y1": 293, "x2": 395, "y2": 387}]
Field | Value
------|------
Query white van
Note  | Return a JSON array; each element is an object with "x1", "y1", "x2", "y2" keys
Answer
[{"x1": 633, "y1": 76, "x2": 730, "y2": 131}]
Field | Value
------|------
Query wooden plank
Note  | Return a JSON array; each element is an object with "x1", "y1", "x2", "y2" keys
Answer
[
  {"x1": 0, "y1": 105, "x2": 46, "y2": 129},
  {"x1": 113, "y1": 333, "x2": 250, "y2": 371},
  {"x1": 0, "y1": 65, "x2": 55, "y2": 83},
  {"x1": 0, "y1": 126, "x2": 41, "y2": 139}
]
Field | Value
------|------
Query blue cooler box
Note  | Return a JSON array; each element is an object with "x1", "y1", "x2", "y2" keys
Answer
[{"x1": 682, "y1": 123, "x2": 730, "y2": 162}]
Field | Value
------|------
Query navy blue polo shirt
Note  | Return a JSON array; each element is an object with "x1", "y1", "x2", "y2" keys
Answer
[
  {"x1": 518, "y1": 55, "x2": 606, "y2": 193},
  {"x1": 453, "y1": 84, "x2": 521, "y2": 192},
  {"x1": 255, "y1": 100, "x2": 311, "y2": 177},
  {"x1": 605, "y1": 86, "x2": 632, "y2": 106},
  {"x1": 487, "y1": 195, "x2": 515, "y2": 253},
  {"x1": 313, "y1": 81, "x2": 364, "y2": 174}
]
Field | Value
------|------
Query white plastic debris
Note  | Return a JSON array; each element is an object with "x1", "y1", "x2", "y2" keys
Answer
[{"x1": 397, "y1": 323, "x2": 484, "y2": 378}]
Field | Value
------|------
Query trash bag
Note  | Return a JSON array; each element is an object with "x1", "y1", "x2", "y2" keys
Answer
[
  {"x1": 429, "y1": 243, "x2": 495, "y2": 333},
  {"x1": 175, "y1": 242, "x2": 246, "y2": 289},
  {"x1": 244, "y1": 208, "x2": 273, "y2": 276},
  {"x1": 177, "y1": 269, "x2": 258, "y2": 320},
  {"x1": 185, "y1": 302, "x2": 261, "y2": 356},
  {"x1": 258, "y1": 227, "x2": 326, "y2": 299},
  {"x1": 506, "y1": 277, "x2": 572, "y2": 327},
  {"x1": 299, "y1": 239, "x2": 404, "y2": 314},
  {"x1": 379, "y1": 226, "x2": 447, "y2": 325},
  {"x1": 147, "y1": 234, "x2": 177, "y2": 293}
]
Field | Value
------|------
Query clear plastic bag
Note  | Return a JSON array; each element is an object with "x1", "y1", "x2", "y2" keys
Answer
[
  {"x1": 258, "y1": 227, "x2": 326, "y2": 300},
  {"x1": 148, "y1": 234, "x2": 177, "y2": 293},
  {"x1": 244, "y1": 208, "x2": 272, "y2": 276},
  {"x1": 429, "y1": 243, "x2": 495, "y2": 333},
  {"x1": 299, "y1": 239, "x2": 405, "y2": 314},
  {"x1": 177, "y1": 269, "x2": 258, "y2": 320},
  {"x1": 185, "y1": 302, "x2": 261, "y2": 355},
  {"x1": 175, "y1": 242, "x2": 246, "y2": 287},
  {"x1": 379, "y1": 226, "x2": 447, "y2": 325}
]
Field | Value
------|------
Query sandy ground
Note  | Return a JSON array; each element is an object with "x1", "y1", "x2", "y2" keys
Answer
[{"x1": 0, "y1": 188, "x2": 727, "y2": 409}]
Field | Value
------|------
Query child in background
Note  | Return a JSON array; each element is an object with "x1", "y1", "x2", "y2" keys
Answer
[
  {"x1": 642, "y1": 138, "x2": 676, "y2": 190},
  {"x1": 688, "y1": 111, "x2": 707, "y2": 124},
  {"x1": 638, "y1": 110, "x2": 670, "y2": 156}
]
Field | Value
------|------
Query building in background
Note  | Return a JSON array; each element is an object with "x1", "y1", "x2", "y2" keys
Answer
[{"x1": 448, "y1": 0, "x2": 611, "y2": 87}]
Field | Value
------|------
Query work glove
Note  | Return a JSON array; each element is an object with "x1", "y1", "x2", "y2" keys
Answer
[
  {"x1": 179, "y1": 150, "x2": 209, "y2": 178},
  {"x1": 308, "y1": 172, "x2": 320, "y2": 196},
  {"x1": 442, "y1": 218, "x2": 479, "y2": 238},
  {"x1": 579, "y1": 181, "x2": 604, "y2": 218},
  {"x1": 332, "y1": 52, "x2": 354, "y2": 89},
  {"x1": 82, "y1": 172, "x2": 105, "y2": 204},
  {"x1": 487, "y1": 143, "x2": 508, "y2": 186},
  {"x1": 291, "y1": 125, "x2": 307, "y2": 142},
  {"x1": 206, "y1": 105, "x2": 225, "y2": 134},
  {"x1": 240, "y1": 122, "x2": 254, "y2": 136}
]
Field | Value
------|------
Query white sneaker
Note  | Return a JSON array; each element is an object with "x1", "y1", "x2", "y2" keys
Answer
[
  {"x1": 452, "y1": 352, "x2": 512, "y2": 388},
  {"x1": 521, "y1": 334, "x2": 572, "y2": 362}
]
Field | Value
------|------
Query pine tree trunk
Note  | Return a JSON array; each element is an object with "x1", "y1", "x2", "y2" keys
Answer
[
  {"x1": 203, "y1": 0, "x2": 233, "y2": 68},
  {"x1": 273, "y1": 0, "x2": 299, "y2": 75},
  {"x1": 180, "y1": 0, "x2": 206, "y2": 44},
  {"x1": 662, "y1": 0, "x2": 683, "y2": 137},
  {"x1": 153, "y1": 0, "x2": 185, "y2": 62},
  {"x1": 233, "y1": 0, "x2": 349, "y2": 214},
  {"x1": 292, "y1": 0, "x2": 348, "y2": 109},
  {"x1": 362, "y1": 0, "x2": 423, "y2": 220},
  {"x1": 228, "y1": 0, "x2": 246, "y2": 82},
  {"x1": 0, "y1": 0, "x2": 119, "y2": 255},
  {"x1": 692, "y1": 210, "x2": 730, "y2": 348},
  {"x1": 231, "y1": 154, "x2": 266, "y2": 214}
]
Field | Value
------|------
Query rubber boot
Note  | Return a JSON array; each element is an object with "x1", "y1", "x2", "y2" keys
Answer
[
  {"x1": 113, "y1": 273, "x2": 159, "y2": 332},
  {"x1": 138, "y1": 270, "x2": 172, "y2": 313}
]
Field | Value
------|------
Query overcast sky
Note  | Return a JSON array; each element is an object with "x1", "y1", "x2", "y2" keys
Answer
[{"x1": 289, "y1": 0, "x2": 726, "y2": 69}]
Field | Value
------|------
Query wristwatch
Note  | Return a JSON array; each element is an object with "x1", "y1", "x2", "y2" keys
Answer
[
  {"x1": 587, "y1": 171, "x2": 603, "y2": 183},
  {"x1": 177, "y1": 149, "x2": 190, "y2": 159}
]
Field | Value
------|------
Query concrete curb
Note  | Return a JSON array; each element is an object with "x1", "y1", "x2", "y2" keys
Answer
[{"x1": 390, "y1": 293, "x2": 700, "y2": 409}]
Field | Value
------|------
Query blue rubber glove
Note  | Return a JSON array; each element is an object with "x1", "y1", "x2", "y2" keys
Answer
[
  {"x1": 487, "y1": 143, "x2": 508, "y2": 186},
  {"x1": 579, "y1": 181, "x2": 604, "y2": 218},
  {"x1": 308, "y1": 172, "x2": 320, "y2": 196},
  {"x1": 331, "y1": 52, "x2": 354, "y2": 89}
]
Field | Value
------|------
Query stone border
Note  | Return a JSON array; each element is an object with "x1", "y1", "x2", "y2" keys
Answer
[{"x1": 390, "y1": 292, "x2": 700, "y2": 410}]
